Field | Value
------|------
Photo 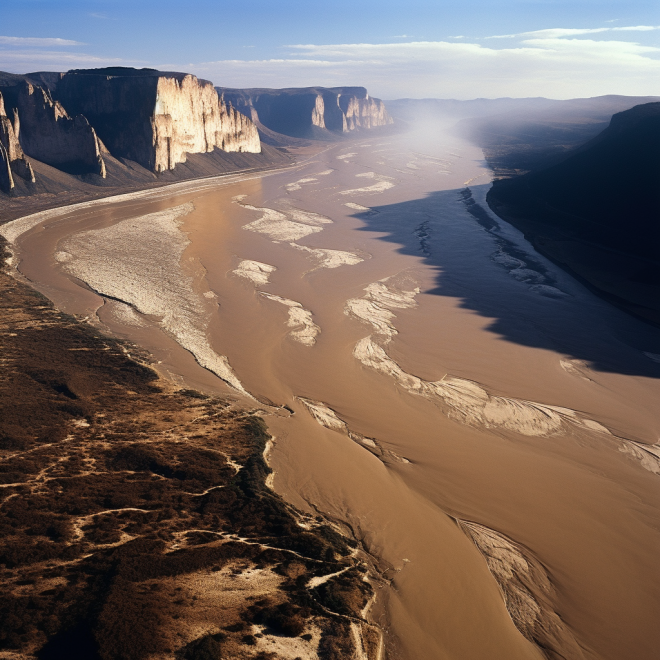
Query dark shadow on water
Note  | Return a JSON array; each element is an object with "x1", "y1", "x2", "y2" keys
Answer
[{"x1": 350, "y1": 183, "x2": 660, "y2": 379}]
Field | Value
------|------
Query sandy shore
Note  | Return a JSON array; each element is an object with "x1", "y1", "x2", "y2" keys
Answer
[{"x1": 3, "y1": 127, "x2": 660, "y2": 659}]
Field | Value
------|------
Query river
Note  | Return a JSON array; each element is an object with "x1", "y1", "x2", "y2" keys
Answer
[{"x1": 4, "y1": 123, "x2": 660, "y2": 660}]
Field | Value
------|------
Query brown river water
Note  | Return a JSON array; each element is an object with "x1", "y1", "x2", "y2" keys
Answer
[{"x1": 4, "y1": 125, "x2": 660, "y2": 660}]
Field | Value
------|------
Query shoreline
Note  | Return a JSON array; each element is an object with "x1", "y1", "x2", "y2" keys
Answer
[{"x1": 486, "y1": 189, "x2": 660, "y2": 328}]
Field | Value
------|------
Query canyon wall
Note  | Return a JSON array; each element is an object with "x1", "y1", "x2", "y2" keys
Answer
[
  {"x1": 218, "y1": 86, "x2": 393, "y2": 139},
  {"x1": 0, "y1": 67, "x2": 263, "y2": 196},
  {"x1": 14, "y1": 82, "x2": 107, "y2": 177},
  {"x1": 0, "y1": 91, "x2": 35, "y2": 192},
  {"x1": 487, "y1": 101, "x2": 660, "y2": 325},
  {"x1": 57, "y1": 69, "x2": 261, "y2": 172}
]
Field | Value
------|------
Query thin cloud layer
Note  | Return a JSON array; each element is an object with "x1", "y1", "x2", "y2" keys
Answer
[
  {"x1": 2, "y1": 26, "x2": 659, "y2": 99},
  {"x1": 191, "y1": 30, "x2": 660, "y2": 99},
  {"x1": 488, "y1": 25, "x2": 660, "y2": 39},
  {"x1": 0, "y1": 49, "x2": 140, "y2": 72},
  {"x1": 0, "y1": 36, "x2": 85, "y2": 47}
]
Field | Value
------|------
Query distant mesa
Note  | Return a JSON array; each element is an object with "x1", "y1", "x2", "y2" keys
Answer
[
  {"x1": 218, "y1": 86, "x2": 394, "y2": 142},
  {"x1": 487, "y1": 102, "x2": 660, "y2": 325}
]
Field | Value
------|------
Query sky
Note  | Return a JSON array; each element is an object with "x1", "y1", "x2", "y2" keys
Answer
[{"x1": 1, "y1": 0, "x2": 660, "y2": 99}]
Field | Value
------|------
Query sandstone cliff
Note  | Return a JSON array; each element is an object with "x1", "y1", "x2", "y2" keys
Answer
[
  {"x1": 57, "y1": 68, "x2": 260, "y2": 172},
  {"x1": 218, "y1": 86, "x2": 393, "y2": 139},
  {"x1": 0, "y1": 91, "x2": 35, "y2": 192},
  {"x1": 1, "y1": 82, "x2": 107, "y2": 178}
]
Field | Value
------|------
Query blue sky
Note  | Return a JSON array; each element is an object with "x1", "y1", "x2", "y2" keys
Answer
[{"x1": 2, "y1": 0, "x2": 659, "y2": 99}]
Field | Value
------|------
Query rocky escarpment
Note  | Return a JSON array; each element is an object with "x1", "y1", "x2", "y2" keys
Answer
[
  {"x1": 0, "y1": 67, "x2": 280, "y2": 213},
  {"x1": 57, "y1": 68, "x2": 260, "y2": 172},
  {"x1": 0, "y1": 91, "x2": 35, "y2": 192},
  {"x1": 0, "y1": 67, "x2": 263, "y2": 197},
  {"x1": 0, "y1": 81, "x2": 107, "y2": 179},
  {"x1": 219, "y1": 86, "x2": 393, "y2": 140},
  {"x1": 488, "y1": 102, "x2": 660, "y2": 325}
]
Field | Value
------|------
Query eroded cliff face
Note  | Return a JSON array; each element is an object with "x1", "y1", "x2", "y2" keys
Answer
[
  {"x1": 57, "y1": 70, "x2": 260, "y2": 173},
  {"x1": 9, "y1": 82, "x2": 107, "y2": 178},
  {"x1": 0, "y1": 91, "x2": 35, "y2": 192},
  {"x1": 339, "y1": 92, "x2": 392, "y2": 131},
  {"x1": 218, "y1": 86, "x2": 393, "y2": 139}
]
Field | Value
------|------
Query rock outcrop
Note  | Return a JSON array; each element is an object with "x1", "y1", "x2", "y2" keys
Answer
[
  {"x1": 57, "y1": 68, "x2": 260, "y2": 172},
  {"x1": 0, "y1": 91, "x2": 35, "y2": 192},
  {"x1": 218, "y1": 86, "x2": 393, "y2": 139},
  {"x1": 2, "y1": 82, "x2": 107, "y2": 178}
]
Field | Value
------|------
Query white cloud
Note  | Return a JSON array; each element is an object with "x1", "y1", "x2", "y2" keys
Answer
[
  {"x1": 612, "y1": 25, "x2": 660, "y2": 31},
  {"x1": 487, "y1": 25, "x2": 660, "y2": 39},
  {"x1": 3, "y1": 25, "x2": 659, "y2": 100},
  {"x1": 188, "y1": 35, "x2": 660, "y2": 99},
  {"x1": 0, "y1": 49, "x2": 142, "y2": 73},
  {"x1": 0, "y1": 36, "x2": 85, "y2": 47}
]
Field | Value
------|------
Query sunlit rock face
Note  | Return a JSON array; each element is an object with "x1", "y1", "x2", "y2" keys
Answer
[
  {"x1": 218, "y1": 86, "x2": 393, "y2": 139},
  {"x1": 57, "y1": 68, "x2": 261, "y2": 172},
  {"x1": 0, "y1": 91, "x2": 35, "y2": 191}
]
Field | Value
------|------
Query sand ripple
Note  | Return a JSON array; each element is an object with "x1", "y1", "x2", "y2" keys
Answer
[
  {"x1": 345, "y1": 278, "x2": 419, "y2": 342},
  {"x1": 290, "y1": 244, "x2": 364, "y2": 270},
  {"x1": 59, "y1": 203, "x2": 248, "y2": 395},
  {"x1": 285, "y1": 177, "x2": 318, "y2": 192},
  {"x1": 346, "y1": 277, "x2": 610, "y2": 436},
  {"x1": 354, "y1": 336, "x2": 611, "y2": 437},
  {"x1": 619, "y1": 440, "x2": 660, "y2": 474},
  {"x1": 235, "y1": 199, "x2": 332, "y2": 243},
  {"x1": 458, "y1": 520, "x2": 586, "y2": 658},
  {"x1": 297, "y1": 397, "x2": 408, "y2": 463}
]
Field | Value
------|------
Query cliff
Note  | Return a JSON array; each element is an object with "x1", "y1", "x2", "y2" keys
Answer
[
  {"x1": 218, "y1": 86, "x2": 393, "y2": 139},
  {"x1": 1, "y1": 81, "x2": 107, "y2": 178},
  {"x1": 0, "y1": 91, "x2": 35, "y2": 192},
  {"x1": 0, "y1": 67, "x2": 284, "y2": 214},
  {"x1": 487, "y1": 102, "x2": 660, "y2": 325},
  {"x1": 57, "y1": 68, "x2": 260, "y2": 172}
]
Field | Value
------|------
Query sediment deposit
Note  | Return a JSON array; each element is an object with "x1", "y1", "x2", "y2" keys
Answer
[{"x1": 58, "y1": 203, "x2": 248, "y2": 395}]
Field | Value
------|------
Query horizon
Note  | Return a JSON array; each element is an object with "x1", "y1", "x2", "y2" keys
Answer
[{"x1": 1, "y1": 0, "x2": 660, "y2": 99}]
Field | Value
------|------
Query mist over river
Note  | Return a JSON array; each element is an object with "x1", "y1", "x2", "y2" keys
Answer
[{"x1": 6, "y1": 123, "x2": 660, "y2": 660}]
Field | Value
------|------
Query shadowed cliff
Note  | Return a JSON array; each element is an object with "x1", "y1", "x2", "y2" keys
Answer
[
  {"x1": 487, "y1": 102, "x2": 660, "y2": 326},
  {"x1": 348, "y1": 185, "x2": 660, "y2": 379}
]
